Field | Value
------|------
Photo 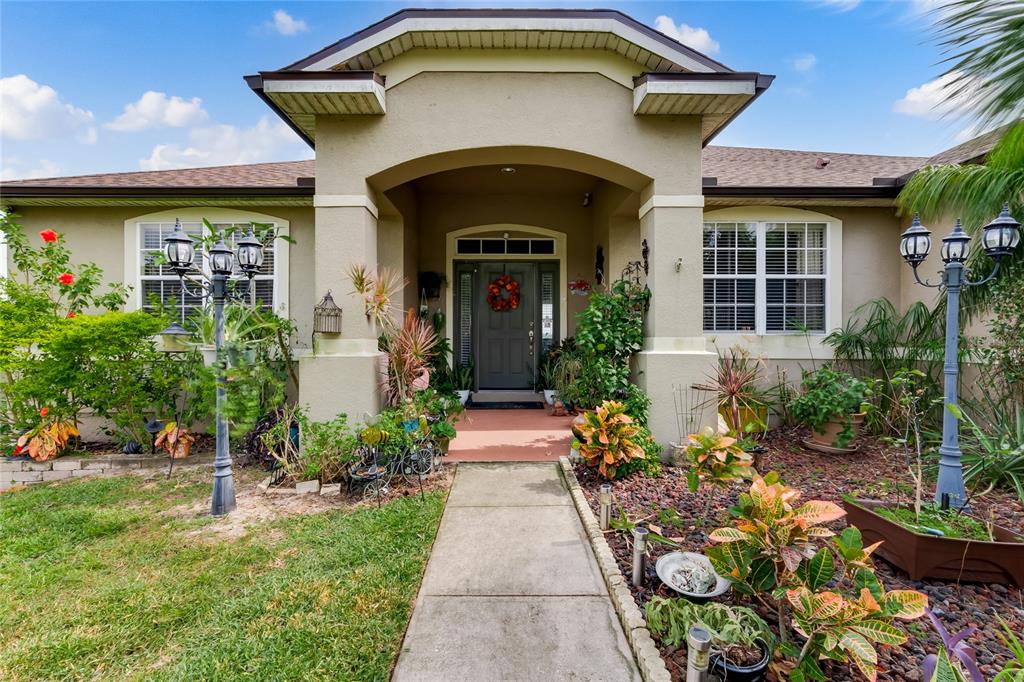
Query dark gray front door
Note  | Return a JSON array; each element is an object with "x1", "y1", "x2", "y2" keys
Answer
[{"x1": 477, "y1": 262, "x2": 537, "y2": 389}]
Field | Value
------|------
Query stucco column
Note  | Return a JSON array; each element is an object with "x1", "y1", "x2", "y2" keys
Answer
[
  {"x1": 636, "y1": 188, "x2": 717, "y2": 446},
  {"x1": 299, "y1": 196, "x2": 384, "y2": 422}
]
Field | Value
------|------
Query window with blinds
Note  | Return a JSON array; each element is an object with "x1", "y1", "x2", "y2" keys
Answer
[
  {"x1": 703, "y1": 220, "x2": 828, "y2": 334},
  {"x1": 139, "y1": 221, "x2": 277, "y2": 316}
]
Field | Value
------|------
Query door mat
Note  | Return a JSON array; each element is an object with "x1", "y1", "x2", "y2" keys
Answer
[{"x1": 467, "y1": 401, "x2": 545, "y2": 410}]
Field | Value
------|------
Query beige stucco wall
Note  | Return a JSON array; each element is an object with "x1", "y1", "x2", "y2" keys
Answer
[{"x1": 5, "y1": 205, "x2": 317, "y2": 346}]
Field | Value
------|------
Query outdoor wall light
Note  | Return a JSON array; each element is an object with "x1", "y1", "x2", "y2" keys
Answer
[{"x1": 901, "y1": 203, "x2": 1021, "y2": 509}]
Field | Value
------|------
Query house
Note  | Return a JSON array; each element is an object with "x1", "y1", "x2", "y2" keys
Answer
[{"x1": 0, "y1": 8, "x2": 984, "y2": 443}]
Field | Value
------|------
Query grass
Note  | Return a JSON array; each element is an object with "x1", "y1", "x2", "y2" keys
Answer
[
  {"x1": 0, "y1": 472, "x2": 445, "y2": 681},
  {"x1": 874, "y1": 503, "x2": 993, "y2": 541}
]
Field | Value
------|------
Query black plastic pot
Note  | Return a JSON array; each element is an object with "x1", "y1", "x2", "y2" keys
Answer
[{"x1": 710, "y1": 642, "x2": 771, "y2": 682}]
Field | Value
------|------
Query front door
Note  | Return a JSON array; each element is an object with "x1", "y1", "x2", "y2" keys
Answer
[{"x1": 476, "y1": 262, "x2": 537, "y2": 389}]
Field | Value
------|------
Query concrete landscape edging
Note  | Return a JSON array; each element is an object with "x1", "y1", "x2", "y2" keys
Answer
[
  {"x1": 0, "y1": 452, "x2": 214, "y2": 491},
  {"x1": 559, "y1": 456, "x2": 671, "y2": 682}
]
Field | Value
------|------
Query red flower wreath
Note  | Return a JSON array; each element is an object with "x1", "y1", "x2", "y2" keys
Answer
[{"x1": 487, "y1": 274, "x2": 521, "y2": 312}]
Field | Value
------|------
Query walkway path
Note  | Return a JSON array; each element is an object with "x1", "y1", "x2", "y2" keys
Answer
[
  {"x1": 392, "y1": 462, "x2": 641, "y2": 681},
  {"x1": 447, "y1": 409, "x2": 575, "y2": 462}
]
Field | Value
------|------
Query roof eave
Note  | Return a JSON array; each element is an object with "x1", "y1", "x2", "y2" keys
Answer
[
  {"x1": 245, "y1": 74, "x2": 316, "y2": 149},
  {"x1": 702, "y1": 74, "x2": 775, "y2": 147},
  {"x1": 703, "y1": 184, "x2": 899, "y2": 199}
]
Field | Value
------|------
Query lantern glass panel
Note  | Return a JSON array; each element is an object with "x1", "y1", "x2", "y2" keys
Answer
[{"x1": 209, "y1": 243, "x2": 235, "y2": 275}]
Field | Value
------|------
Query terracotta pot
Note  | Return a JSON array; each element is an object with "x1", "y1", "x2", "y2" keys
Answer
[
  {"x1": 810, "y1": 412, "x2": 864, "y2": 447},
  {"x1": 843, "y1": 499, "x2": 1024, "y2": 586}
]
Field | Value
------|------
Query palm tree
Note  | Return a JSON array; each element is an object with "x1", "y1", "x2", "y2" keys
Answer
[{"x1": 897, "y1": 0, "x2": 1024, "y2": 313}]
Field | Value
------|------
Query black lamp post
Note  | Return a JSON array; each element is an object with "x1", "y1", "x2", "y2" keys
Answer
[
  {"x1": 161, "y1": 219, "x2": 264, "y2": 516},
  {"x1": 899, "y1": 203, "x2": 1021, "y2": 509}
]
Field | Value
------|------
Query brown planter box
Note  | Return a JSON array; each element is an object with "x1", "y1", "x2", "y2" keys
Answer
[{"x1": 843, "y1": 499, "x2": 1024, "y2": 587}]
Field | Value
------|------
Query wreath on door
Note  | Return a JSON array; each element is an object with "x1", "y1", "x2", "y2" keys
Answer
[{"x1": 487, "y1": 274, "x2": 521, "y2": 312}]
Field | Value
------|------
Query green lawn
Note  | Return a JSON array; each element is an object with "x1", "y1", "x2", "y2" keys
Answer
[{"x1": 0, "y1": 472, "x2": 445, "y2": 681}]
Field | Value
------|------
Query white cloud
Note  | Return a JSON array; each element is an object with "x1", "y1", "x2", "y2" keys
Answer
[
  {"x1": 139, "y1": 116, "x2": 309, "y2": 171},
  {"x1": 106, "y1": 91, "x2": 208, "y2": 132},
  {"x1": 1, "y1": 158, "x2": 63, "y2": 181},
  {"x1": 267, "y1": 9, "x2": 308, "y2": 36},
  {"x1": 813, "y1": 0, "x2": 862, "y2": 11},
  {"x1": 653, "y1": 16, "x2": 720, "y2": 55},
  {"x1": 893, "y1": 71, "x2": 974, "y2": 118},
  {"x1": 790, "y1": 53, "x2": 817, "y2": 73},
  {"x1": 0, "y1": 75, "x2": 96, "y2": 143}
]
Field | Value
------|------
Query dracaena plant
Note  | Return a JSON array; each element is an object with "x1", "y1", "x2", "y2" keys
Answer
[
  {"x1": 787, "y1": 585, "x2": 928, "y2": 682},
  {"x1": 571, "y1": 400, "x2": 644, "y2": 479}
]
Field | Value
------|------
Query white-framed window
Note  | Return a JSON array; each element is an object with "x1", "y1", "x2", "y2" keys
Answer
[
  {"x1": 126, "y1": 209, "x2": 289, "y2": 319},
  {"x1": 703, "y1": 220, "x2": 829, "y2": 334}
]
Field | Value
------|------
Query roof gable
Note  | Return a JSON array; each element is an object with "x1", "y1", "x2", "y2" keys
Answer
[{"x1": 282, "y1": 8, "x2": 732, "y2": 75}]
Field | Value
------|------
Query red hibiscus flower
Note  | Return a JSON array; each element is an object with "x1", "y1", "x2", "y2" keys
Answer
[
  {"x1": 40, "y1": 407, "x2": 49, "y2": 417},
  {"x1": 40, "y1": 229, "x2": 59, "y2": 243},
  {"x1": 66, "y1": 311, "x2": 77, "y2": 318},
  {"x1": 58, "y1": 273, "x2": 75, "y2": 286}
]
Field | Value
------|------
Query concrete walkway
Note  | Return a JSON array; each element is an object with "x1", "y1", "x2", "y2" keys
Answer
[{"x1": 393, "y1": 462, "x2": 641, "y2": 681}]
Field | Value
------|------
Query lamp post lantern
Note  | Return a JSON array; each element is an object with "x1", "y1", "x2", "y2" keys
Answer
[
  {"x1": 161, "y1": 219, "x2": 264, "y2": 516},
  {"x1": 900, "y1": 204, "x2": 1020, "y2": 509}
]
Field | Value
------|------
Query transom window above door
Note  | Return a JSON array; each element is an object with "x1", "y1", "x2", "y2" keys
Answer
[
  {"x1": 456, "y1": 238, "x2": 555, "y2": 255},
  {"x1": 703, "y1": 221, "x2": 828, "y2": 334}
]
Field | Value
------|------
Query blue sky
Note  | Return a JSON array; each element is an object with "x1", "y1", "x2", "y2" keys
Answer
[{"x1": 0, "y1": 0, "x2": 971, "y2": 180}]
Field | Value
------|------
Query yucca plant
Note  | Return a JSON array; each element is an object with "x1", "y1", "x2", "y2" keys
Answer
[{"x1": 571, "y1": 400, "x2": 644, "y2": 479}]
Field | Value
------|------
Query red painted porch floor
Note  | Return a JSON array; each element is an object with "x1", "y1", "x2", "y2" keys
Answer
[{"x1": 446, "y1": 408, "x2": 575, "y2": 462}]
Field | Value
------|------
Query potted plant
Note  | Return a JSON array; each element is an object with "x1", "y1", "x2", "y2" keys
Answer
[
  {"x1": 571, "y1": 400, "x2": 645, "y2": 479},
  {"x1": 430, "y1": 420, "x2": 457, "y2": 454},
  {"x1": 154, "y1": 421, "x2": 196, "y2": 459},
  {"x1": 789, "y1": 366, "x2": 872, "y2": 451},
  {"x1": 693, "y1": 347, "x2": 772, "y2": 435},
  {"x1": 538, "y1": 358, "x2": 557, "y2": 405},
  {"x1": 452, "y1": 361, "x2": 473, "y2": 406},
  {"x1": 645, "y1": 598, "x2": 775, "y2": 682}
]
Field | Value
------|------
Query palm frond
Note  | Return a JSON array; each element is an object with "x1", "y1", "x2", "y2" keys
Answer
[{"x1": 933, "y1": 0, "x2": 1024, "y2": 128}]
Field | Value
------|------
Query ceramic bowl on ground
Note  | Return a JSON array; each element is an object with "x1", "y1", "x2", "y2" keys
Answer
[{"x1": 655, "y1": 551, "x2": 731, "y2": 601}]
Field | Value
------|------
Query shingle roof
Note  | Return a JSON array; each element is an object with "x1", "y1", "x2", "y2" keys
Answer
[
  {"x1": 702, "y1": 146, "x2": 925, "y2": 187},
  {"x1": 1, "y1": 160, "x2": 315, "y2": 188},
  {"x1": 924, "y1": 125, "x2": 1007, "y2": 166},
  {"x1": 2, "y1": 148, "x2": 929, "y2": 194}
]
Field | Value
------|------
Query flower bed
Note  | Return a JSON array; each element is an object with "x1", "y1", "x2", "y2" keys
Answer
[{"x1": 575, "y1": 428, "x2": 1024, "y2": 681}]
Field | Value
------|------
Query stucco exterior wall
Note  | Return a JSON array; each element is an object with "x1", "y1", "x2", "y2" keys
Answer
[{"x1": 6, "y1": 205, "x2": 317, "y2": 346}]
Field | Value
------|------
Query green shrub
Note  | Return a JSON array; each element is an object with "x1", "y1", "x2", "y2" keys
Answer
[
  {"x1": 263, "y1": 406, "x2": 357, "y2": 483},
  {"x1": 789, "y1": 366, "x2": 874, "y2": 447}
]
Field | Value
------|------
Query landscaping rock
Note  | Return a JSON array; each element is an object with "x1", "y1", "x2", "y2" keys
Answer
[
  {"x1": 320, "y1": 483, "x2": 341, "y2": 497},
  {"x1": 575, "y1": 427, "x2": 1024, "y2": 682}
]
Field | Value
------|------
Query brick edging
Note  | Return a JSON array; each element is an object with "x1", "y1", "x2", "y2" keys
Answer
[{"x1": 559, "y1": 456, "x2": 671, "y2": 682}]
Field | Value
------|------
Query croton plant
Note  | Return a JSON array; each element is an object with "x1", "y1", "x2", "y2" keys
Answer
[
  {"x1": 15, "y1": 408, "x2": 79, "y2": 461},
  {"x1": 705, "y1": 473, "x2": 928, "y2": 681},
  {"x1": 572, "y1": 400, "x2": 645, "y2": 479}
]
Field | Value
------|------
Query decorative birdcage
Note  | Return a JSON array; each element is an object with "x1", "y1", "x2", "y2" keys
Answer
[{"x1": 313, "y1": 290, "x2": 343, "y2": 334}]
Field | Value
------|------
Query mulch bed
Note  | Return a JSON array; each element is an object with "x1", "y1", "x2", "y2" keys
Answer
[{"x1": 576, "y1": 427, "x2": 1024, "y2": 681}]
